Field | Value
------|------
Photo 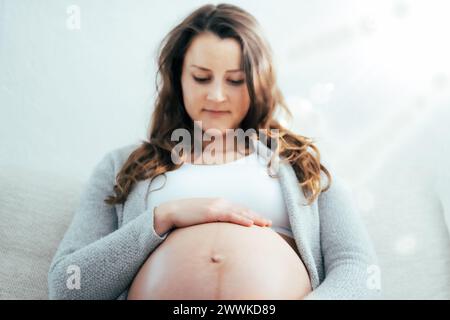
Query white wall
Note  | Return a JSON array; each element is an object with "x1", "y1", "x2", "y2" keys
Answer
[{"x1": 1, "y1": 0, "x2": 449, "y2": 180}]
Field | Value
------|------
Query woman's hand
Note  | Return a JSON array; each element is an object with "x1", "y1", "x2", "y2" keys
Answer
[{"x1": 160, "y1": 197, "x2": 272, "y2": 230}]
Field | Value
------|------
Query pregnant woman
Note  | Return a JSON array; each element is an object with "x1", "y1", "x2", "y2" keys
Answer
[{"x1": 48, "y1": 4, "x2": 381, "y2": 300}]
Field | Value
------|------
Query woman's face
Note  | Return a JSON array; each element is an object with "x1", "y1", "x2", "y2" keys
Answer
[{"x1": 181, "y1": 32, "x2": 251, "y2": 136}]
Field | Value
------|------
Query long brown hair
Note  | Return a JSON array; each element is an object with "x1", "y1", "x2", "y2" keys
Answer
[{"x1": 105, "y1": 3, "x2": 331, "y2": 206}]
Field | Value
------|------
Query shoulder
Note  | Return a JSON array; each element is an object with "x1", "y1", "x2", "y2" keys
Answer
[
  {"x1": 319, "y1": 173, "x2": 352, "y2": 199},
  {"x1": 316, "y1": 150, "x2": 354, "y2": 206},
  {"x1": 108, "y1": 142, "x2": 141, "y2": 165},
  {"x1": 97, "y1": 142, "x2": 141, "y2": 175}
]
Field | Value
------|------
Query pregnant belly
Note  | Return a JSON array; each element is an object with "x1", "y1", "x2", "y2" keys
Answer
[{"x1": 127, "y1": 222, "x2": 312, "y2": 300}]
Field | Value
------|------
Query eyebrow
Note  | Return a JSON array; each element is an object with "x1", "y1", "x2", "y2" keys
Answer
[{"x1": 190, "y1": 64, "x2": 243, "y2": 73}]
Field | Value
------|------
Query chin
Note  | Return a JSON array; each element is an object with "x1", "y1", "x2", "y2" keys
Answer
[{"x1": 200, "y1": 123, "x2": 232, "y2": 135}]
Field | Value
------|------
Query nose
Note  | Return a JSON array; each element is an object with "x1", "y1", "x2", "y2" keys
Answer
[{"x1": 206, "y1": 81, "x2": 227, "y2": 103}]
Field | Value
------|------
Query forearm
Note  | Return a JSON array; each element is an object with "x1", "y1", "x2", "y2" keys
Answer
[
  {"x1": 48, "y1": 208, "x2": 168, "y2": 299},
  {"x1": 303, "y1": 263, "x2": 383, "y2": 300}
]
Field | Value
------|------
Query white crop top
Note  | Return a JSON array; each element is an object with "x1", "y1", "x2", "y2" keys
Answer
[{"x1": 145, "y1": 150, "x2": 293, "y2": 238}]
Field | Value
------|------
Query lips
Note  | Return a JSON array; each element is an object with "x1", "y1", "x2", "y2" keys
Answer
[
  {"x1": 203, "y1": 109, "x2": 230, "y2": 116},
  {"x1": 203, "y1": 109, "x2": 229, "y2": 113}
]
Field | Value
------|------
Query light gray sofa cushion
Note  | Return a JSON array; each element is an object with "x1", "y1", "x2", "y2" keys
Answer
[{"x1": 0, "y1": 167, "x2": 81, "y2": 299}]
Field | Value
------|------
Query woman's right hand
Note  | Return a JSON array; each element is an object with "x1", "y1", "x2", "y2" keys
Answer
[{"x1": 161, "y1": 197, "x2": 272, "y2": 230}]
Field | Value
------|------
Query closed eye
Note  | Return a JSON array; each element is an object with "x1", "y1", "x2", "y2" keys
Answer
[
  {"x1": 193, "y1": 76, "x2": 244, "y2": 86},
  {"x1": 229, "y1": 79, "x2": 245, "y2": 85},
  {"x1": 193, "y1": 76, "x2": 209, "y2": 83}
]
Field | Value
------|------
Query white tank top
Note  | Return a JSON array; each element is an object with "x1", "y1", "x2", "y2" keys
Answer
[{"x1": 146, "y1": 150, "x2": 293, "y2": 238}]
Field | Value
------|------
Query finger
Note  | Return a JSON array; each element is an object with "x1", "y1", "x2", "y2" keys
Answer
[
  {"x1": 230, "y1": 212, "x2": 254, "y2": 227},
  {"x1": 243, "y1": 210, "x2": 272, "y2": 227}
]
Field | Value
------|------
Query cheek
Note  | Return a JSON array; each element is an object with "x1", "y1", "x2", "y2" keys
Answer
[
  {"x1": 182, "y1": 82, "x2": 204, "y2": 113},
  {"x1": 232, "y1": 88, "x2": 250, "y2": 117}
]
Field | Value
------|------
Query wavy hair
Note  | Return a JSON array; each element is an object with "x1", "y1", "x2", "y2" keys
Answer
[{"x1": 105, "y1": 3, "x2": 331, "y2": 206}]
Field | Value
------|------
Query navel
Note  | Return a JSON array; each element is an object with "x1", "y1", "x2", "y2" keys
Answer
[{"x1": 210, "y1": 254, "x2": 225, "y2": 263}]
